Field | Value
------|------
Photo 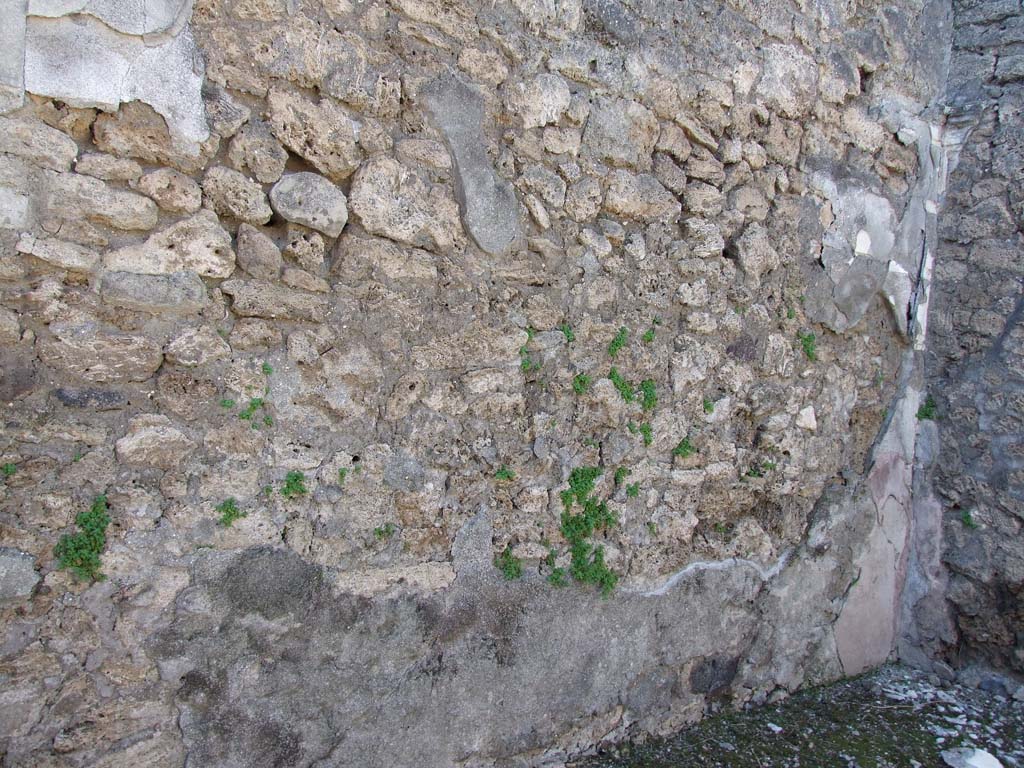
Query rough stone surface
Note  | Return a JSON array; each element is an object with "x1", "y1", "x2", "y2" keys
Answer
[
  {"x1": 221, "y1": 279, "x2": 330, "y2": 322},
  {"x1": 0, "y1": 115, "x2": 77, "y2": 170},
  {"x1": 202, "y1": 166, "x2": 273, "y2": 225},
  {"x1": 236, "y1": 223, "x2": 283, "y2": 279},
  {"x1": 115, "y1": 414, "x2": 195, "y2": 469},
  {"x1": 269, "y1": 172, "x2": 348, "y2": 238},
  {"x1": 421, "y1": 75, "x2": 521, "y2": 256},
  {"x1": 103, "y1": 210, "x2": 236, "y2": 278},
  {"x1": 98, "y1": 270, "x2": 208, "y2": 313},
  {"x1": 135, "y1": 167, "x2": 203, "y2": 214},
  {"x1": 0, "y1": 548, "x2": 38, "y2": 602},
  {"x1": 267, "y1": 89, "x2": 362, "y2": 181},
  {"x1": 36, "y1": 317, "x2": 164, "y2": 382}
]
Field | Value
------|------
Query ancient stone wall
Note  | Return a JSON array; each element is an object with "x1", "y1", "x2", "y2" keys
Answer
[
  {"x1": 0, "y1": 0, "x2": 973, "y2": 765},
  {"x1": 907, "y1": 0, "x2": 1024, "y2": 680}
]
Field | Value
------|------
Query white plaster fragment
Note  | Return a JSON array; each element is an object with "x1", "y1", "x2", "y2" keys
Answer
[
  {"x1": 796, "y1": 406, "x2": 817, "y2": 431},
  {"x1": 854, "y1": 229, "x2": 872, "y2": 256}
]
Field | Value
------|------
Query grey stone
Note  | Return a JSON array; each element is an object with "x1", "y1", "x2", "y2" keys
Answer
[
  {"x1": 74, "y1": 152, "x2": 143, "y2": 182},
  {"x1": 603, "y1": 170, "x2": 681, "y2": 221},
  {"x1": 28, "y1": 0, "x2": 190, "y2": 35},
  {"x1": 507, "y1": 73, "x2": 571, "y2": 129},
  {"x1": 98, "y1": 270, "x2": 208, "y2": 314},
  {"x1": 54, "y1": 387, "x2": 127, "y2": 410},
  {"x1": 0, "y1": 116, "x2": 77, "y2": 171},
  {"x1": 267, "y1": 89, "x2": 362, "y2": 182},
  {"x1": 941, "y1": 748, "x2": 1004, "y2": 768},
  {"x1": 164, "y1": 326, "x2": 231, "y2": 367},
  {"x1": 421, "y1": 75, "x2": 521, "y2": 256},
  {"x1": 44, "y1": 170, "x2": 159, "y2": 231},
  {"x1": 0, "y1": 0, "x2": 26, "y2": 113},
  {"x1": 16, "y1": 234, "x2": 100, "y2": 273},
  {"x1": 227, "y1": 120, "x2": 288, "y2": 184},
  {"x1": 236, "y1": 223, "x2": 283, "y2": 280},
  {"x1": 135, "y1": 168, "x2": 203, "y2": 214},
  {"x1": 269, "y1": 173, "x2": 349, "y2": 238},
  {"x1": 24, "y1": 12, "x2": 208, "y2": 151},
  {"x1": 37, "y1": 317, "x2": 164, "y2": 383},
  {"x1": 0, "y1": 549, "x2": 38, "y2": 602},
  {"x1": 116, "y1": 414, "x2": 195, "y2": 469},
  {"x1": 756, "y1": 44, "x2": 819, "y2": 119},
  {"x1": 202, "y1": 166, "x2": 273, "y2": 226},
  {"x1": 582, "y1": 96, "x2": 659, "y2": 171},
  {"x1": 732, "y1": 224, "x2": 780, "y2": 287},
  {"x1": 221, "y1": 279, "x2": 331, "y2": 322}
]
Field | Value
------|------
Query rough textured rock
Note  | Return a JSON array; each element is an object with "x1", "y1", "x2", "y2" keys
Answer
[
  {"x1": 135, "y1": 168, "x2": 203, "y2": 214},
  {"x1": 227, "y1": 119, "x2": 288, "y2": 183},
  {"x1": 37, "y1": 317, "x2": 164, "y2": 382},
  {"x1": 236, "y1": 223, "x2": 283, "y2": 279},
  {"x1": 116, "y1": 415, "x2": 195, "y2": 469},
  {"x1": 221, "y1": 279, "x2": 331, "y2": 322},
  {"x1": 16, "y1": 234, "x2": 99, "y2": 272},
  {"x1": 0, "y1": 115, "x2": 77, "y2": 170},
  {"x1": 267, "y1": 89, "x2": 362, "y2": 181},
  {"x1": 103, "y1": 210, "x2": 236, "y2": 278},
  {"x1": 202, "y1": 166, "x2": 273, "y2": 225},
  {"x1": 98, "y1": 270, "x2": 208, "y2": 313},
  {"x1": 269, "y1": 172, "x2": 348, "y2": 237},
  {"x1": 0, "y1": 548, "x2": 38, "y2": 602},
  {"x1": 421, "y1": 75, "x2": 521, "y2": 256},
  {"x1": 603, "y1": 170, "x2": 681, "y2": 221}
]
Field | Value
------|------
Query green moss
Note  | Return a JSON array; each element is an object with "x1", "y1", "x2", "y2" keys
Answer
[
  {"x1": 609, "y1": 367, "x2": 634, "y2": 403},
  {"x1": 672, "y1": 437, "x2": 695, "y2": 458},
  {"x1": 262, "y1": 361, "x2": 274, "y2": 376},
  {"x1": 374, "y1": 522, "x2": 397, "y2": 540},
  {"x1": 559, "y1": 323, "x2": 576, "y2": 343},
  {"x1": 608, "y1": 326, "x2": 628, "y2": 358},
  {"x1": 917, "y1": 395, "x2": 937, "y2": 421},
  {"x1": 960, "y1": 509, "x2": 979, "y2": 529},
  {"x1": 495, "y1": 465, "x2": 515, "y2": 481},
  {"x1": 573, "y1": 373, "x2": 592, "y2": 394},
  {"x1": 703, "y1": 397, "x2": 715, "y2": 414},
  {"x1": 641, "y1": 327, "x2": 655, "y2": 344},
  {"x1": 1, "y1": 462, "x2": 16, "y2": 478},
  {"x1": 787, "y1": 306, "x2": 796, "y2": 320},
  {"x1": 338, "y1": 468, "x2": 348, "y2": 485},
  {"x1": 647, "y1": 521, "x2": 658, "y2": 536},
  {"x1": 626, "y1": 482, "x2": 640, "y2": 498},
  {"x1": 613, "y1": 467, "x2": 631, "y2": 486},
  {"x1": 547, "y1": 567, "x2": 568, "y2": 587},
  {"x1": 798, "y1": 331, "x2": 817, "y2": 361},
  {"x1": 639, "y1": 379, "x2": 657, "y2": 411},
  {"x1": 219, "y1": 398, "x2": 236, "y2": 409},
  {"x1": 280, "y1": 471, "x2": 308, "y2": 499},
  {"x1": 559, "y1": 466, "x2": 619, "y2": 596},
  {"x1": 54, "y1": 494, "x2": 110, "y2": 581},
  {"x1": 495, "y1": 545, "x2": 522, "y2": 580},
  {"x1": 216, "y1": 498, "x2": 246, "y2": 527}
]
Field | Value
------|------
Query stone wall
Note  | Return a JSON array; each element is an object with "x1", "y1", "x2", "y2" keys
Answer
[
  {"x1": 0, "y1": 0, "x2": 971, "y2": 765},
  {"x1": 906, "y1": 0, "x2": 1024, "y2": 679}
]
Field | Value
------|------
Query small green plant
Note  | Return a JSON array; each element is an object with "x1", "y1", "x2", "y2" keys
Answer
[
  {"x1": 559, "y1": 466, "x2": 618, "y2": 596},
  {"x1": 672, "y1": 437, "x2": 695, "y2": 458},
  {"x1": 608, "y1": 367, "x2": 634, "y2": 403},
  {"x1": 216, "y1": 498, "x2": 246, "y2": 527},
  {"x1": 263, "y1": 415, "x2": 274, "y2": 427},
  {"x1": 647, "y1": 521, "x2": 658, "y2": 536},
  {"x1": 641, "y1": 327, "x2": 655, "y2": 344},
  {"x1": 1, "y1": 462, "x2": 16, "y2": 478},
  {"x1": 786, "y1": 307, "x2": 796, "y2": 320},
  {"x1": 338, "y1": 468, "x2": 348, "y2": 485},
  {"x1": 608, "y1": 326, "x2": 628, "y2": 358},
  {"x1": 573, "y1": 373, "x2": 592, "y2": 395},
  {"x1": 745, "y1": 465, "x2": 764, "y2": 479},
  {"x1": 262, "y1": 484, "x2": 273, "y2": 496},
  {"x1": 960, "y1": 509, "x2": 979, "y2": 529},
  {"x1": 495, "y1": 465, "x2": 515, "y2": 481},
  {"x1": 917, "y1": 395, "x2": 937, "y2": 421},
  {"x1": 547, "y1": 567, "x2": 568, "y2": 587},
  {"x1": 72, "y1": 452, "x2": 83, "y2": 463},
  {"x1": 219, "y1": 398, "x2": 236, "y2": 409},
  {"x1": 519, "y1": 327, "x2": 541, "y2": 372},
  {"x1": 703, "y1": 397, "x2": 715, "y2": 415},
  {"x1": 262, "y1": 361, "x2": 274, "y2": 376},
  {"x1": 559, "y1": 323, "x2": 575, "y2": 343},
  {"x1": 238, "y1": 397, "x2": 265, "y2": 421},
  {"x1": 626, "y1": 482, "x2": 640, "y2": 498},
  {"x1": 582, "y1": 437, "x2": 599, "y2": 448},
  {"x1": 638, "y1": 423, "x2": 653, "y2": 447},
  {"x1": 762, "y1": 461, "x2": 777, "y2": 471},
  {"x1": 639, "y1": 379, "x2": 657, "y2": 411},
  {"x1": 280, "y1": 471, "x2": 308, "y2": 499},
  {"x1": 614, "y1": 467, "x2": 631, "y2": 486},
  {"x1": 798, "y1": 331, "x2": 817, "y2": 361},
  {"x1": 374, "y1": 522, "x2": 397, "y2": 540},
  {"x1": 495, "y1": 545, "x2": 522, "y2": 580},
  {"x1": 54, "y1": 494, "x2": 110, "y2": 581}
]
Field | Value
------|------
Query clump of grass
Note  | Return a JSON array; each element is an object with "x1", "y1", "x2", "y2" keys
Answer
[
  {"x1": 338, "y1": 468, "x2": 348, "y2": 485},
  {"x1": 1, "y1": 462, "x2": 16, "y2": 479},
  {"x1": 672, "y1": 437, "x2": 695, "y2": 458},
  {"x1": 573, "y1": 373, "x2": 591, "y2": 395},
  {"x1": 547, "y1": 567, "x2": 568, "y2": 587},
  {"x1": 639, "y1": 379, "x2": 657, "y2": 411},
  {"x1": 703, "y1": 397, "x2": 715, "y2": 415},
  {"x1": 495, "y1": 545, "x2": 522, "y2": 580},
  {"x1": 608, "y1": 326, "x2": 628, "y2": 358},
  {"x1": 219, "y1": 398, "x2": 236, "y2": 409},
  {"x1": 261, "y1": 361, "x2": 274, "y2": 376},
  {"x1": 54, "y1": 494, "x2": 110, "y2": 581},
  {"x1": 374, "y1": 523, "x2": 397, "y2": 540},
  {"x1": 495, "y1": 465, "x2": 515, "y2": 481},
  {"x1": 614, "y1": 467, "x2": 631, "y2": 486},
  {"x1": 626, "y1": 482, "x2": 640, "y2": 498},
  {"x1": 638, "y1": 422, "x2": 653, "y2": 446},
  {"x1": 786, "y1": 306, "x2": 796, "y2": 320},
  {"x1": 216, "y1": 498, "x2": 246, "y2": 527},
  {"x1": 647, "y1": 521, "x2": 658, "y2": 536},
  {"x1": 798, "y1": 331, "x2": 817, "y2": 361},
  {"x1": 609, "y1": 367, "x2": 634, "y2": 403},
  {"x1": 280, "y1": 471, "x2": 308, "y2": 499},
  {"x1": 917, "y1": 395, "x2": 937, "y2": 421},
  {"x1": 560, "y1": 466, "x2": 618, "y2": 596},
  {"x1": 641, "y1": 327, "x2": 655, "y2": 344},
  {"x1": 559, "y1": 323, "x2": 575, "y2": 343}
]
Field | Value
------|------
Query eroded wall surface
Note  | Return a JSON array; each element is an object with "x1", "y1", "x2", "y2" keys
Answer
[
  {"x1": 906, "y1": 0, "x2": 1024, "y2": 679},
  {"x1": 0, "y1": 0, "x2": 962, "y2": 765}
]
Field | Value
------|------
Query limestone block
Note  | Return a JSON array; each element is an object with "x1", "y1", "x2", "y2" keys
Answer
[
  {"x1": 37, "y1": 317, "x2": 164, "y2": 382},
  {"x1": 165, "y1": 326, "x2": 231, "y2": 367},
  {"x1": 221, "y1": 279, "x2": 331, "y2": 322},
  {"x1": 202, "y1": 166, "x2": 273, "y2": 226},
  {"x1": 0, "y1": 116, "x2": 77, "y2": 171},
  {"x1": 236, "y1": 223, "x2": 283, "y2": 280},
  {"x1": 582, "y1": 96, "x2": 659, "y2": 171},
  {"x1": 135, "y1": 168, "x2": 202, "y2": 214},
  {"x1": 267, "y1": 89, "x2": 362, "y2": 182},
  {"x1": 269, "y1": 173, "x2": 348, "y2": 238},
  {"x1": 603, "y1": 170, "x2": 680, "y2": 221},
  {"x1": 0, "y1": 548, "x2": 38, "y2": 602},
  {"x1": 103, "y1": 210, "x2": 235, "y2": 278},
  {"x1": 115, "y1": 414, "x2": 195, "y2": 469},
  {"x1": 16, "y1": 234, "x2": 100, "y2": 273},
  {"x1": 98, "y1": 270, "x2": 208, "y2": 313}
]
